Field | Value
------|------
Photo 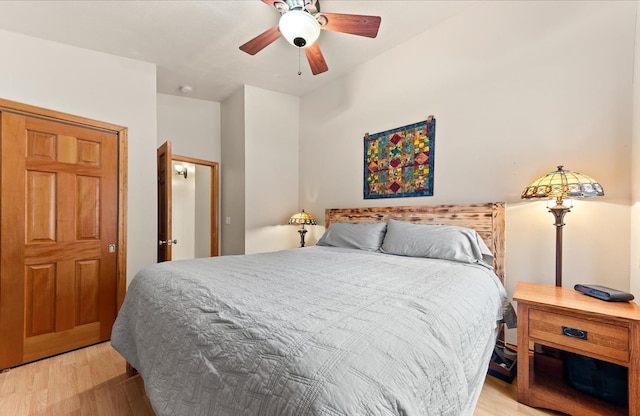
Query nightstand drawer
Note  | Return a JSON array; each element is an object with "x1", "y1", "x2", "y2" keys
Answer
[{"x1": 529, "y1": 308, "x2": 629, "y2": 362}]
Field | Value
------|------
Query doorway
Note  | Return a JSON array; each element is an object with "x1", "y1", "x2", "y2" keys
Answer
[{"x1": 157, "y1": 141, "x2": 219, "y2": 262}]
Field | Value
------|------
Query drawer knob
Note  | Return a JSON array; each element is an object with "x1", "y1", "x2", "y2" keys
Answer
[{"x1": 562, "y1": 326, "x2": 588, "y2": 340}]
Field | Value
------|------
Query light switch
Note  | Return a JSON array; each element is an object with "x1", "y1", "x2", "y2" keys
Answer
[{"x1": 225, "y1": 216, "x2": 231, "y2": 225}]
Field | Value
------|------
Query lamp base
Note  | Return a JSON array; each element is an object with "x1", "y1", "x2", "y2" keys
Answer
[
  {"x1": 298, "y1": 228, "x2": 308, "y2": 248},
  {"x1": 548, "y1": 205, "x2": 571, "y2": 287}
]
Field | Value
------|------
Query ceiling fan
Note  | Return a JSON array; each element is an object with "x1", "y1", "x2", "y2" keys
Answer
[{"x1": 239, "y1": 0, "x2": 381, "y2": 75}]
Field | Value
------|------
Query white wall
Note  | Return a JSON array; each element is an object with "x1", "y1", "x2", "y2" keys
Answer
[
  {"x1": 244, "y1": 86, "x2": 300, "y2": 253},
  {"x1": 0, "y1": 28, "x2": 157, "y2": 284},
  {"x1": 221, "y1": 86, "x2": 300, "y2": 255},
  {"x1": 221, "y1": 87, "x2": 247, "y2": 255},
  {"x1": 299, "y1": 2, "x2": 636, "y2": 296},
  {"x1": 195, "y1": 164, "x2": 212, "y2": 258},
  {"x1": 157, "y1": 94, "x2": 221, "y2": 162},
  {"x1": 171, "y1": 161, "x2": 196, "y2": 260}
]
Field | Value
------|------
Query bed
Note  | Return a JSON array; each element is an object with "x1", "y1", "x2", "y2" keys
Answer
[{"x1": 111, "y1": 202, "x2": 511, "y2": 416}]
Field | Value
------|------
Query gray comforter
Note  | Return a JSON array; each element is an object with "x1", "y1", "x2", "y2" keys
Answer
[{"x1": 111, "y1": 246, "x2": 509, "y2": 416}]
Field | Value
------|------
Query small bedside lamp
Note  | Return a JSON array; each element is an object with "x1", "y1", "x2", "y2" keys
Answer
[
  {"x1": 289, "y1": 210, "x2": 316, "y2": 248},
  {"x1": 521, "y1": 166, "x2": 604, "y2": 287}
]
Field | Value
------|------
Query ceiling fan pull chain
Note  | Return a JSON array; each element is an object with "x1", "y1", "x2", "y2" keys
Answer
[{"x1": 298, "y1": 48, "x2": 302, "y2": 76}]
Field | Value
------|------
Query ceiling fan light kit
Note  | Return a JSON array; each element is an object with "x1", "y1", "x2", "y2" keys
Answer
[
  {"x1": 279, "y1": 9, "x2": 320, "y2": 48},
  {"x1": 239, "y1": 0, "x2": 381, "y2": 75}
]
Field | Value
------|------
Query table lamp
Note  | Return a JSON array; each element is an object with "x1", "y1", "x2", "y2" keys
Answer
[
  {"x1": 289, "y1": 210, "x2": 316, "y2": 247},
  {"x1": 521, "y1": 165, "x2": 604, "y2": 287}
]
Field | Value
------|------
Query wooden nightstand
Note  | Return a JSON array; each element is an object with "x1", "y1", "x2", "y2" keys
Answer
[{"x1": 513, "y1": 281, "x2": 640, "y2": 416}]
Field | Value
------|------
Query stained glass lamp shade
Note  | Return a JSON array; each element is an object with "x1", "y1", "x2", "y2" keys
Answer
[
  {"x1": 289, "y1": 210, "x2": 316, "y2": 247},
  {"x1": 521, "y1": 166, "x2": 604, "y2": 287},
  {"x1": 522, "y1": 166, "x2": 604, "y2": 201}
]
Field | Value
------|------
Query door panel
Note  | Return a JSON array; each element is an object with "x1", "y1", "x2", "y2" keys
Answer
[
  {"x1": 25, "y1": 264, "x2": 56, "y2": 336},
  {"x1": 0, "y1": 112, "x2": 118, "y2": 368},
  {"x1": 76, "y1": 259, "x2": 101, "y2": 325},
  {"x1": 77, "y1": 175, "x2": 101, "y2": 239},
  {"x1": 26, "y1": 171, "x2": 57, "y2": 242}
]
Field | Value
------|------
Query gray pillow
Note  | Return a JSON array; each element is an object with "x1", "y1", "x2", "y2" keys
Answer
[
  {"x1": 380, "y1": 219, "x2": 494, "y2": 267},
  {"x1": 316, "y1": 222, "x2": 387, "y2": 252}
]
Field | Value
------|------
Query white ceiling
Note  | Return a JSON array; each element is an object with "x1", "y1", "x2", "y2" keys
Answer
[{"x1": 0, "y1": 0, "x2": 473, "y2": 102}]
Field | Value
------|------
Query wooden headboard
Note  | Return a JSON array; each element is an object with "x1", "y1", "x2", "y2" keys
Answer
[{"x1": 325, "y1": 202, "x2": 506, "y2": 284}]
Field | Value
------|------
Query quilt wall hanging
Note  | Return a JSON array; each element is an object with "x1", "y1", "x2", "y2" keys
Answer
[{"x1": 364, "y1": 116, "x2": 435, "y2": 199}]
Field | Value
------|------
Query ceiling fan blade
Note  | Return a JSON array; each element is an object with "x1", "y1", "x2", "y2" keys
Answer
[
  {"x1": 261, "y1": 0, "x2": 279, "y2": 6},
  {"x1": 239, "y1": 26, "x2": 281, "y2": 55},
  {"x1": 304, "y1": 43, "x2": 328, "y2": 75},
  {"x1": 318, "y1": 13, "x2": 381, "y2": 38}
]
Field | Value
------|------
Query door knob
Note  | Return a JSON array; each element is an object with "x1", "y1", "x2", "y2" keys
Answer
[{"x1": 158, "y1": 239, "x2": 178, "y2": 246}]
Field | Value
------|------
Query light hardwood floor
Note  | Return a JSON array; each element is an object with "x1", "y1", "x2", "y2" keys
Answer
[{"x1": 0, "y1": 342, "x2": 563, "y2": 415}]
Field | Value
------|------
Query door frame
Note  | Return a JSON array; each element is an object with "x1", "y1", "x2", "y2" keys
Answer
[
  {"x1": 0, "y1": 98, "x2": 128, "y2": 310},
  {"x1": 157, "y1": 140, "x2": 220, "y2": 261},
  {"x1": 172, "y1": 153, "x2": 219, "y2": 257}
]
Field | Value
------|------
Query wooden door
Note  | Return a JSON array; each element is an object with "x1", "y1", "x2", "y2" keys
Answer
[
  {"x1": 0, "y1": 112, "x2": 118, "y2": 369},
  {"x1": 157, "y1": 141, "x2": 172, "y2": 262}
]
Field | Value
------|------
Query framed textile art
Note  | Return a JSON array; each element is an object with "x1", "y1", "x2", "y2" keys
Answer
[{"x1": 364, "y1": 116, "x2": 435, "y2": 199}]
